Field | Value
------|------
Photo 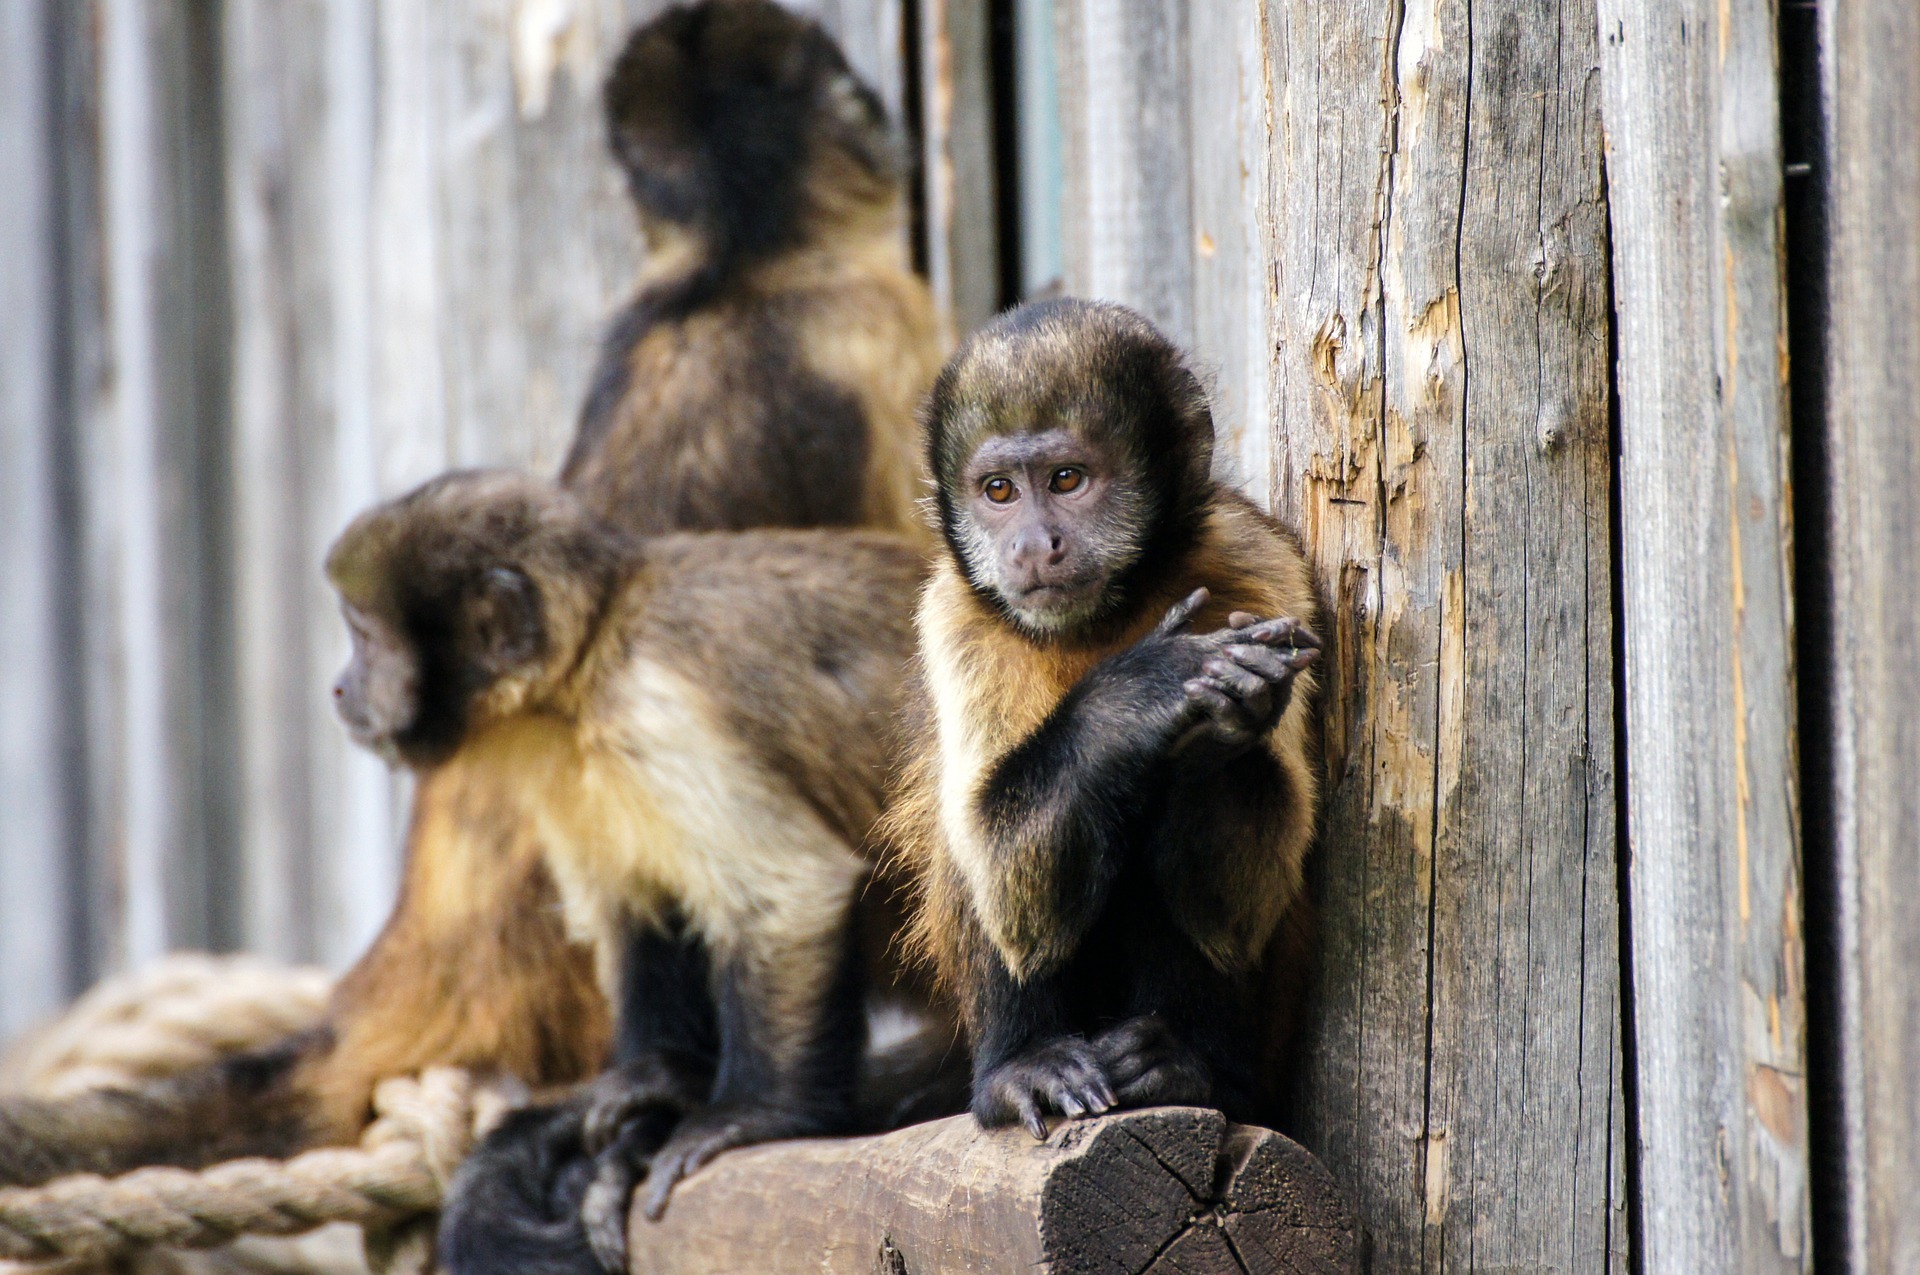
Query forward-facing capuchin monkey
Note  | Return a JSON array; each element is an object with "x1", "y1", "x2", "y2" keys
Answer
[
  {"x1": 0, "y1": 0, "x2": 943, "y2": 1191},
  {"x1": 879, "y1": 299, "x2": 1325, "y2": 1136},
  {"x1": 562, "y1": 0, "x2": 942, "y2": 538}
]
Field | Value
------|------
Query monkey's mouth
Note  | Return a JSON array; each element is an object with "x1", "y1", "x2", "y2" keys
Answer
[{"x1": 1012, "y1": 575, "x2": 1103, "y2": 616}]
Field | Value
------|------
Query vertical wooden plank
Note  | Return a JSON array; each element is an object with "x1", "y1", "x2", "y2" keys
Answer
[
  {"x1": 1598, "y1": 0, "x2": 1809, "y2": 1267},
  {"x1": 1256, "y1": 0, "x2": 1427, "y2": 1265},
  {"x1": 0, "y1": 0, "x2": 80, "y2": 1038},
  {"x1": 1820, "y1": 0, "x2": 1920, "y2": 1267},
  {"x1": 224, "y1": 0, "x2": 347, "y2": 963},
  {"x1": 917, "y1": 0, "x2": 1000, "y2": 333},
  {"x1": 1011, "y1": 0, "x2": 1060, "y2": 298},
  {"x1": 1425, "y1": 0, "x2": 1621, "y2": 1266},
  {"x1": 47, "y1": 0, "x2": 116, "y2": 993},
  {"x1": 93, "y1": 0, "x2": 239, "y2": 968},
  {"x1": 1055, "y1": 0, "x2": 1191, "y2": 350},
  {"x1": 1256, "y1": 0, "x2": 1625, "y2": 1267},
  {"x1": 1184, "y1": 0, "x2": 1272, "y2": 495}
]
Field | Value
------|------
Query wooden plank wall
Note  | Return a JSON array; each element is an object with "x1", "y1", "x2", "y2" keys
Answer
[
  {"x1": 1597, "y1": 0, "x2": 1809, "y2": 1268},
  {"x1": 0, "y1": 0, "x2": 909, "y2": 1023},
  {"x1": 1052, "y1": 0, "x2": 1625, "y2": 1268},
  {"x1": 1819, "y1": 0, "x2": 1920, "y2": 1267},
  {"x1": 0, "y1": 0, "x2": 78, "y2": 1043}
]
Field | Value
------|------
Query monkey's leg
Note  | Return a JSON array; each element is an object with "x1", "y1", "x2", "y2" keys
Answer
[
  {"x1": 581, "y1": 913, "x2": 718, "y2": 1154},
  {"x1": 1091, "y1": 885, "x2": 1260, "y2": 1121},
  {"x1": 625, "y1": 902, "x2": 869, "y2": 1225},
  {"x1": 966, "y1": 946, "x2": 1116, "y2": 1140},
  {"x1": 578, "y1": 916, "x2": 720, "y2": 1273}
]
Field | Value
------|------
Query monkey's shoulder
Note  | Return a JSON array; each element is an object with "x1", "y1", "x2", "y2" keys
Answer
[{"x1": 1185, "y1": 488, "x2": 1321, "y2": 630}]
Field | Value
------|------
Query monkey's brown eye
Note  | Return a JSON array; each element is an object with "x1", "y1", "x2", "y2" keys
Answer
[
  {"x1": 983, "y1": 477, "x2": 1016, "y2": 504},
  {"x1": 1050, "y1": 467, "x2": 1085, "y2": 494}
]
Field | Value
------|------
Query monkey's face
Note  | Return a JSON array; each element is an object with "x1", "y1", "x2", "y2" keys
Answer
[
  {"x1": 332, "y1": 601, "x2": 420, "y2": 763},
  {"x1": 328, "y1": 564, "x2": 548, "y2": 769},
  {"x1": 955, "y1": 428, "x2": 1152, "y2": 636}
]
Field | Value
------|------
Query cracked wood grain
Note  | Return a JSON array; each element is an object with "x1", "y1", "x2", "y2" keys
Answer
[{"x1": 620, "y1": 1108, "x2": 1357, "y2": 1275}]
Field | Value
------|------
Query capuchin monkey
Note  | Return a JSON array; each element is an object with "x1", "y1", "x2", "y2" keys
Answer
[
  {"x1": 314, "y1": 472, "x2": 934, "y2": 1275},
  {"x1": 878, "y1": 299, "x2": 1325, "y2": 1137},
  {"x1": 0, "y1": 0, "x2": 946, "y2": 1193},
  {"x1": 562, "y1": 0, "x2": 943, "y2": 538}
]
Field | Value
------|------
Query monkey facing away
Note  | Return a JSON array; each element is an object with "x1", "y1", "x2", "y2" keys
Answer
[
  {"x1": 880, "y1": 299, "x2": 1325, "y2": 1136},
  {"x1": 561, "y1": 0, "x2": 943, "y2": 538}
]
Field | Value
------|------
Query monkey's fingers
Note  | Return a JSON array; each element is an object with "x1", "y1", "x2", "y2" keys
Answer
[
  {"x1": 582, "y1": 1134, "x2": 648, "y2": 1274},
  {"x1": 1223, "y1": 643, "x2": 1322, "y2": 685},
  {"x1": 1200, "y1": 655, "x2": 1274, "y2": 708},
  {"x1": 1184, "y1": 680, "x2": 1257, "y2": 741},
  {"x1": 638, "y1": 1119, "x2": 749, "y2": 1222},
  {"x1": 1155, "y1": 588, "x2": 1212, "y2": 636},
  {"x1": 1014, "y1": 1091, "x2": 1050, "y2": 1141}
]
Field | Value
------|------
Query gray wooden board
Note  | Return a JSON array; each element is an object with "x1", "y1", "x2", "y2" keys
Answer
[
  {"x1": 1055, "y1": 0, "x2": 1194, "y2": 351},
  {"x1": 1819, "y1": 0, "x2": 1920, "y2": 1267},
  {"x1": 918, "y1": 0, "x2": 1001, "y2": 334},
  {"x1": 0, "y1": 0, "x2": 78, "y2": 1036},
  {"x1": 1597, "y1": 0, "x2": 1810, "y2": 1267}
]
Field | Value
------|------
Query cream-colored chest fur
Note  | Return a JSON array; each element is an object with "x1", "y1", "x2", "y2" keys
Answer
[{"x1": 466, "y1": 660, "x2": 868, "y2": 988}]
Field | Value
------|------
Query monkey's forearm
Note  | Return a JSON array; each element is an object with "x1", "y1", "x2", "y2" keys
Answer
[{"x1": 978, "y1": 658, "x2": 1189, "y2": 860}]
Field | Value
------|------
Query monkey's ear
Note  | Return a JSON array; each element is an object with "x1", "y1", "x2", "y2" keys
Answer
[{"x1": 467, "y1": 566, "x2": 544, "y2": 677}]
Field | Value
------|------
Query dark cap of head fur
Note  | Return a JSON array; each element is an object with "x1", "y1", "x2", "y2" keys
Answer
[
  {"x1": 925, "y1": 298, "x2": 1217, "y2": 589},
  {"x1": 604, "y1": 0, "x2": 896, "y2": 261}
]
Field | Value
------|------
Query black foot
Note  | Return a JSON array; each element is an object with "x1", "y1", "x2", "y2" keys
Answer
[
  {"x1": 580, "y1": 1055, "x2": 707, "y2": 1156},
  {"x1": 971, "y1": 1036, "x2": 1116, "y2": 1140},
  {"x1": 581, "y1": 1116, "x2": 676, "y2": 1275},
  {"x1": 1092, "y1": 1015, "x2": 1213, "y2": 1108},
  {"x1": 633, "y1": 1102, "x2": 827, "y2": 1224}
]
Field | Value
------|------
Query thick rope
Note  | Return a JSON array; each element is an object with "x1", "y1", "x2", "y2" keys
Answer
[
  {"x1": 1, "y1": 955, "x2": 331, "y2": 1100},
  {"x1": 0, "y1": 1068, "x2": 514, "y2": 1265}
]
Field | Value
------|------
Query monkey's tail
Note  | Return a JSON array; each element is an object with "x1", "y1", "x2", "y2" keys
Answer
[
  {"x1": 0, "y1": 1030, "x2": 321, "y2": 1188},
  {"x1": 438, "y1": 1099, "x2": 604, "y2": 1275}
]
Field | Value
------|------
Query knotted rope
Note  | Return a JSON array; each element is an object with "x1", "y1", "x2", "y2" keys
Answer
[{"x1": 0, "y1": 1067, "x2": 514, "y2": 1266}]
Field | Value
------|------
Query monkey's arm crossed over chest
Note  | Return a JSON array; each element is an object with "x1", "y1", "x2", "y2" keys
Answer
[{"x1": 898, "y1": 495, "x2": 1323, "y2": 993}]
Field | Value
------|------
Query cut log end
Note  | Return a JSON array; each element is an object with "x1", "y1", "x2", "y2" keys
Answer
[{"x1": 626, "y1": 1107, "x2": 1358, "y2": 1275}]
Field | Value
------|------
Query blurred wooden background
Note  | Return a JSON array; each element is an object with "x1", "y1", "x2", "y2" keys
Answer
[{"x1": 3, "y1": 0, "x2": 1917, "y2": 1270}]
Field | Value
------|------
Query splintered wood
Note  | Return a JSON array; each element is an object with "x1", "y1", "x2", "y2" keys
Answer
[{"x1": 622, "y1": 1107, "x2": 1357, "y2": 1275}]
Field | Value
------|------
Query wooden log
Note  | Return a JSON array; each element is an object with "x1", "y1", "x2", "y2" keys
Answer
[{"x1": 623, "y1": 1108, "x2": 1357, "y2": 1275}]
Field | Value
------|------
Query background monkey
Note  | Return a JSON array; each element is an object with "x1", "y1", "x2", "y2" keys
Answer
[
  {"x1": 562, "y1": 0, "x2": 942, "y2": 537},
  {"x1": 0, "y1": 0, "x2": 943, "y2": 1189},
  {"x1": 879, "y1": 299, "x2": 1325, "y2": 1136}
]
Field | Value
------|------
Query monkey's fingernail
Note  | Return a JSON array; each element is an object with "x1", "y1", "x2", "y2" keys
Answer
[
  {"x1": 1292, "y1": 624, "x2": 1324, "y2": 649},
  {"x1": 1060, "y1": 1095, "x2": 1086, "y2": 1117}
]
